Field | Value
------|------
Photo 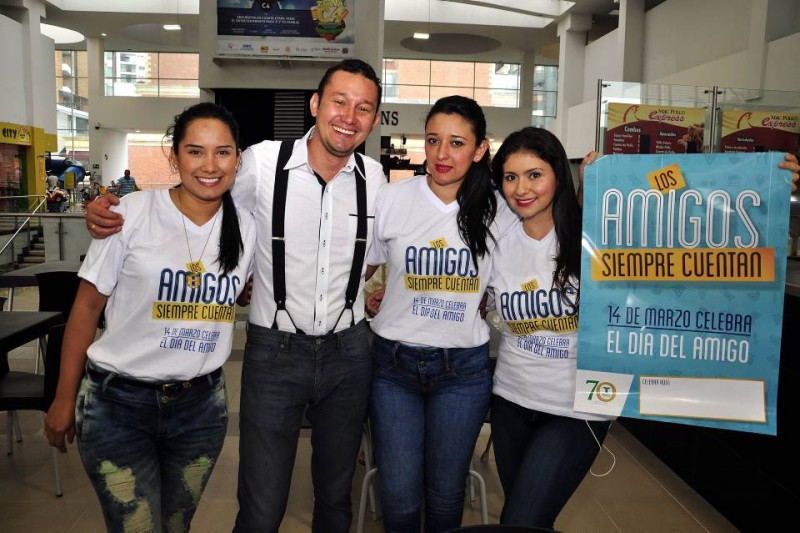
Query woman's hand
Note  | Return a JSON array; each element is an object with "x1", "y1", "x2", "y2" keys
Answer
[
  {"x1": 366, "y1": 288, "x2": 385, "y2": 316},
  {"x1": 237, "y1": 276, "x2": 254, "y2": 307},
  {"x1": 577, "y1": 151, "x2": 600, "y2": 206},
  {"x1": 44, "y1": 398, "x2": 76, "y2": 453},
  {"x1": 779, "y1": 153, "x2": 799, "y2": 193}
]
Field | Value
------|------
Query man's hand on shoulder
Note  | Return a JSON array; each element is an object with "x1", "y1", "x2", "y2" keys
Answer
[{"x1": 85, "y1": 193, "x2": 123, "y2": 238}]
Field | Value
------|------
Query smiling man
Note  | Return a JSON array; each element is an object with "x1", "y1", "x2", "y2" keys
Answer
[
  {"x1": 229, "y1": 58, "x2": 384, "y2": 533},
  {"x1": 84, "y1": 59, "x2": 385, "y2": 532}
]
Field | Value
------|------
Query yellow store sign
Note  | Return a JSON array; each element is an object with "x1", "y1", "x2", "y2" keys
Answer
[{"x1": 0, "y1": 122, "x2": 33, "y2": 145}]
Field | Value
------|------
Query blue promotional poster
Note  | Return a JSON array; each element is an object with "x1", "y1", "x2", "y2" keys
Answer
[
  {"x1": 573, "y1": 153, "x2": 791, "y2": 435},
  {"x1": 216, "y1": 1, "x2": 354, "y2": 59}
]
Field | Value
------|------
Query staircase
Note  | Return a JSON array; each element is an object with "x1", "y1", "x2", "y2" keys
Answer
[{"x1": 15, "y1": 227, "x2": 46, "y2": 267}]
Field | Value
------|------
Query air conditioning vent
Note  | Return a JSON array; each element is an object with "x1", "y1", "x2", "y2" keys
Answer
[{"x1": 273, "y1": 91, "x2": 306, "y2": 140}]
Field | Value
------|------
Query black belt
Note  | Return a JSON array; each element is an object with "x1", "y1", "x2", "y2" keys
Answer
[{"x1": 87, "y1": 364, "x2": 222, "y2": 393}]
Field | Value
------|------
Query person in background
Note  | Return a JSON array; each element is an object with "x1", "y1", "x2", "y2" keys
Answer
[
  {"x1": 364, "y1": 95, "x2": 515, "y2": 532},
  {"x1": 107, "y1": 180, "x2": 117, "y2": 195},
  {"x1": 46, "y1": 171, "x2": 58, "y2": 192},
  {"x1": 45, "y1": 102, "x2": 256, "y2": 531},
  {"x1": 117, "y1": 169, "x2": 139, "y2": 196},
  {"x1": 83, "y1": 59, "x2": 385, "y2": 532}
]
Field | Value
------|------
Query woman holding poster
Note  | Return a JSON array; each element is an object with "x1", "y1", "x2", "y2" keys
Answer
[
  {"x1": 487, "y1": 127, "x2": 613, "y2": 529},
  {"x1": 488, "y1": 129, "x2": 800, "y2": 529}
]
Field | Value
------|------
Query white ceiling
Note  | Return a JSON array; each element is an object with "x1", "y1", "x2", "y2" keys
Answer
[{"x1": 37, "y1": 0, "x2": 630, "y2": 63}]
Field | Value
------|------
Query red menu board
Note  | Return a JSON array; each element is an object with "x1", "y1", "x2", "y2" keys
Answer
[
  {"x1": 605, "y1": 103, "x2": 706, "y2": 155},
  {"x1": 721, "y1": 110, "x2": 799, "y2": 153}
]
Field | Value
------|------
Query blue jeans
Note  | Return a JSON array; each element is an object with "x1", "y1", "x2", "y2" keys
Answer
[
  {"x1": 76, "y1": 363, "x2": 228, "y2": 533},
  {"x1": 234, "y1": 321, "x2": 372, "y2": 533},
  {"x1": 490, "y1": 394, "x2": 611, "y2": 529},
  {"x1": 369, "y1": 335, "x2": 491, "y2": 533}
]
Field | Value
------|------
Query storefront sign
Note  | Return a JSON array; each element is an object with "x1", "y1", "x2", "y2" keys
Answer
[
  {"x1": 216, "y1": 0, "x2": 354, "y2": 59},
  {"x1": 720, "y1": 110, "x2": 799, "y2": 153},
  {"x1": 605, "y1": 103, "x2": 705, "y2": 154},
  {"x1": 0, "y1": 122, "x2": 32, "y2": 146},
  {"x1": 574, "y1": 153, "x2": 791, "y2": 435}
]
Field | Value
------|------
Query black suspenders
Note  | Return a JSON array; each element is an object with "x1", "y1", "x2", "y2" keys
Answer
[{"x1": 271, "y1": 139, "x2": 367, "y2": 334}]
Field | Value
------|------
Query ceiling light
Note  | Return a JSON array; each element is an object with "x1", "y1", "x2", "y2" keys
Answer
[
  {"x1": 413, "y1": 32, "x2": 429, "y2": 40},
  {"x1": 163, "y1": 24, "x2": 182, "y2": 31},
  {"x1": 100, "y1": 33, "x2": 107, "y2": 37}
]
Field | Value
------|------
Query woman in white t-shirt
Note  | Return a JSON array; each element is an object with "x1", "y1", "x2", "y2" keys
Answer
[
  {"x1": 365, "y1": 95, "x2": 514, "y2": 532},
  {"x1": 45, "y1": 102, "x2": 255, "y2": 532},
  {"x1": 488, "y1": 127, "x2": 612, "y2": 529}
]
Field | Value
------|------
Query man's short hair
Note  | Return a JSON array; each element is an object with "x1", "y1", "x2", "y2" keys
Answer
[{"x1": 316, "y1": 59, "x2": 382, "y2": 110}]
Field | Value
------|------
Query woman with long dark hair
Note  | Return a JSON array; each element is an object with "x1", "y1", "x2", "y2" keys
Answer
[
  {"x1": 45, "y1": 102, "x2": 255, "y2": 531},
  {"x1": 488, "y1": 127, "x2": 612, "y2": 529},
  {"x1": 365, "y1": 95, "x2": 514, "y2": 532}
]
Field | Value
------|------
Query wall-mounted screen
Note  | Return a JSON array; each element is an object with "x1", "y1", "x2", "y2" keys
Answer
[{"x1": 216, "y1": 1, "x2": 355, "y2": 60}]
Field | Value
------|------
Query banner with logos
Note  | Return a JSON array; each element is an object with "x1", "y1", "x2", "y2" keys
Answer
[
  {"x1": 216, "y1": 0, "x2": 354, "y2": 59},
  {"x1": 605, "y1": 103, "x2": 706, "y2": 155},
  {"x1": 574, "y1": 153, "x2": 791, "y2": 435},
  {"x1": 720, "y1": 110, "x2": 799, "y2": 154}
]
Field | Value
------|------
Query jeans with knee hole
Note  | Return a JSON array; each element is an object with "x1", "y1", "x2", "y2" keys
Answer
[
  {"x1": 369, "y1": 334, "x2": 491, "y2": 533},
  {"x1": 490, "y1": 394, "x2": 611, "y2": 529},
  {"x1": 76, "y1": 364, "x2": 228, "y2": 533}
]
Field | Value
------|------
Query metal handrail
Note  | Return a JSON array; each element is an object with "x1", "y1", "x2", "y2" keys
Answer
[{"x1": 0, "y1": 197, "x2": 48, "y2": 258}]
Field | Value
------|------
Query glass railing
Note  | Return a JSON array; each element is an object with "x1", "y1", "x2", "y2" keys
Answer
[{"x1": 0, "y1": 197, "x2": 89, "y2": 271}]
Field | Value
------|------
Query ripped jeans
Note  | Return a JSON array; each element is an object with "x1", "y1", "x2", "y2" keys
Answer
[{"x1": 76, "y1": 363, "x2": 228, "y2": 533}]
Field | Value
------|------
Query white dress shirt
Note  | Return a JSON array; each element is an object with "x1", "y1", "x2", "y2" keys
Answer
[{"x1": 233, "y1": 128, "x2": 385, "y2": 334}]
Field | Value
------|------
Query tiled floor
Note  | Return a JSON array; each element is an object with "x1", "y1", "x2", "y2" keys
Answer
[{"x1": 1, "y1": 286, "x2": 737, "y2": 532}]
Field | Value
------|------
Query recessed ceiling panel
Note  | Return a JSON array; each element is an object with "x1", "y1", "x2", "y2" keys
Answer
[{"x1": 400, "y1": 33, "x2": 501, "y2": 55}]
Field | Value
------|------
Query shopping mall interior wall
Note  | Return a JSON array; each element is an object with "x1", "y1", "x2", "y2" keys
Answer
[
  {"x1": 0, "y1": 14, "x2": 27, "y2": 126},
  {"x1": 642, "y1": 0, "x2": 799, "y2": 90},
  {"x1": 379, "y1": 104, "x2": 531, "y2": 140},
  {"x1": 642, "y1": 0, "x2": 752, "y2": 82}
]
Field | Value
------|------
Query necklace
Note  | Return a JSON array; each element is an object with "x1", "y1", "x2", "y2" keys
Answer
[{"x1": 176, "y1": 189, "x2": 220, "y2": 288}]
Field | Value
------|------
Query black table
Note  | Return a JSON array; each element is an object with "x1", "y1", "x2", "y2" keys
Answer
[
  {"x1": 0, "y1": 311, "x2": 63, "y2": 359},
  {"x1": 0, "y1": 261, "x2": 82, "y2": 288}
]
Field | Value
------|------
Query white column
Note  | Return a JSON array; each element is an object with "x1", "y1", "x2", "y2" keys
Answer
[
  {"x1": 356, "y1": 0, "x2": 385, "y2": 159},
  {"x1": 18, "y1": 0, "x2": 53, "y2": 130},
  {"x1": 746, "y1": 0, "x2": 769, "y2": 91},
  {"x1": 618, "y1": 0, "x2": 644, "y2": 82},
  {"x1": 554, "y1": 13, "x2": 591, "y2": 142}
]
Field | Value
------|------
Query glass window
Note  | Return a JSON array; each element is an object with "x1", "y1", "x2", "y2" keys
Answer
[
  {"x1": 532, "y1": 65, "x2": 558, "y2": 126},
  {"x1": 103, "y1": 52, "x2": 199, "y2": 98},
  {"x1": 55, "y1": 50, "x2": 90, "y2": 164},
  {"x1": 383, "y1": 59, "x2": 520, "y2": 108}
]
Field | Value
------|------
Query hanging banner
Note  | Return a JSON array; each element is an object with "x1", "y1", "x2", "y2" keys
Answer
[
  {"x1": 605, "y1": 103, "x2": 706, "y2": 155},
  {"x1": 574, "y1": 153, "x2": 791, "y2": 435},
  {"x1": 720, "y1": 110, "x2": 800, "y2": 154},
  {"x1": 216, "y1": 0, "x2": 355, "y2": 59}
]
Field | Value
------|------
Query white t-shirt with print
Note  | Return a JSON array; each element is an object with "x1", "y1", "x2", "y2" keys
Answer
[
  {"x1": 489, "y1": 223, "x2": 611, "y2": 421},
  {"x1": 79, "y1": 189, "x2": 256, "y2": 381},
  {"x1": 368, "y1": 176, "x2": 515, "y2": 348}
]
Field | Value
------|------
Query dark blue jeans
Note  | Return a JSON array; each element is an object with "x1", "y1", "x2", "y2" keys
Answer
[
  {"x1": 490, "y1": 394, "x2": 611, "y2": 529},
  {"x1": 76, "y1": 363, "x2": 227, "y2": 533},
  {"x1": 234, "y1": 321, "x2": 372, "y2": 533},
  {"x1": 369, "y1": 334, "x2": 491, "y2": 533}
]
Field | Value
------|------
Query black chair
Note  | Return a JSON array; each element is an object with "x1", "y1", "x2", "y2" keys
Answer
[
  {"x1": 35, "y1": 270, "x2": 81, "y2": 318},
  {"x1": 0, "y1": 324, "x2": 66, "y2": 496}
]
